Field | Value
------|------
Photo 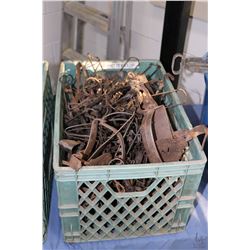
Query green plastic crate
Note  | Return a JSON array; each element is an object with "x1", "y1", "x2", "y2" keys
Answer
[
  {"x1": 43, "y1": 61, "x2": 55, "y2": 241},
  {"x1": 53, "y1": 60, "x2": 207, "y2": 243}
]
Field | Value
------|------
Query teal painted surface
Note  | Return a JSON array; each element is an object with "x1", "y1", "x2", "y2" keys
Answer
[
  {"x1": 57, "y1": 181, "x2": 79, "y2": 206},
  {"x1": 53, "y1": 60, "x2": 207, "y2": 242},
  {"x1": 43, "y1": 62, "x2": 55, "y2": 242}
]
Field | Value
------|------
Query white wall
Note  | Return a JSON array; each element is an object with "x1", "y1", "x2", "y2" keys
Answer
[
  {"x1": 82, "y1": 1, "x2": 165, "y2": 59},
  {"x1": 80, "y1": 2, "x2": 111, "y2": 59},
  {"x1": 129, "y1": 1, "x2": 165, "y2": 59},
  {"x1": 42, "y1": 1, "x2": 207, "y2": 104},
  {"x1": 43, "y1": 1, "x2": 63, "y2": 91}
]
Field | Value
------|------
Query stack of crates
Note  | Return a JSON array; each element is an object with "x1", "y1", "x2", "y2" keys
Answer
[
  {"x1": 53, "y1": 60, "x2": 207, "y2": 242},
  {"x1": 43, "y1": 61, "x2": 55, "y2": 241}
]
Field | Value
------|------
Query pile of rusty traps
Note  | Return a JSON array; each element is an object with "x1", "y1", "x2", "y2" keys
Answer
[{"x1": 59, "y1": 58, "x2": 208, "y2": 184}]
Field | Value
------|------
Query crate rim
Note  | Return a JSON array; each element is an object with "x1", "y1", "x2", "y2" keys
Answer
[
  {"x1": 43, "y1": 60, "x2": 54, "y2": 242},
  {"x1": 43, "y1": 60, "x2": 49, "y2": 94}
]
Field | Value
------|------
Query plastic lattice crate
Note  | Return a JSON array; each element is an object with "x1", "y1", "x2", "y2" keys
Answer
[
  {"x1": 43, "y1": 61, "x2": 55, "y2": 241},
  {"x1": 53, "y1": 60, "x2": 207, "y2": 243}
]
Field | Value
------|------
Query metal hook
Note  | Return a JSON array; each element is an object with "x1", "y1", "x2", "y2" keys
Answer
[
  {"x1": 164, "y1": 73, "x2": 175, "y2": 82},
  {"x1": 164, "y1": 89, "x2": 187, "y2": 108},
  {"x1": 119, "y1": 57, "x2": 140, "y2": 72},
  {"x1": 84, "y1": 53, "x2": 104, "y2": 75},
  {"x1": 149, "y1": 64, "x2": 161, "y2": 78},
  {"x1": 138, "y1": 62, "x2": 154, "y2": 75},
  {"x1": 201, "y1": 128, "x2": 208, "y2": 150},
  {"x1": 89, "y1": 54, "x2": 104, "y2": 72},
  {"x1": 151, "y1": 88, "x2": 187, "y2": 97}
]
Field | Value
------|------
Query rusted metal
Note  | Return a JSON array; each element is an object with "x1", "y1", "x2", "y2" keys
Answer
[
  {"x1": 174, "y1": 125, "x2": 208, "y2": 149},
  {"x1": 151, "y1": 88, "x2": 187, "y2": 97},
  {"x1": 156, "y1": 137, "x2": 187, "y2": 162},
  {"x1": 128, "y1": 72, "x2": 207, "y2": 163},
  {"x1": 153, "y1": 106, "x2": 174, "y2": 139},
  {"x1": 59, "y1": 139, "x2": 81, "y2": 152},
  {"x1": 64, "y1": 123, "x2": 91, "y2": 140},
  {"x1": 63, "y1": 152, "x2": 83, "y2": 171},
  {"x1": 59, "y1": 58, "x2": 208, "y2": 192},
  {"x1": 108, "y1": 158, "x2": 124, "y2": 165},
  {"x1": 119, "y1": 57, "x2": 140, "y2": 73},
  {"x1": 83, "y1": 53, "x2": 104, "y2": 76},
  {"x1": 113, "y1": 180, "x2": 125, "y2": 193},
  {"x1": 84, "y1": 153, "x2": 112, "y2": 166},
  {"x1": 165, "y1": 73, "x2": 175, "y2": 82},
  {"x1": 83, "y1": 119, "x2": 98, "y2": 159},
  {"x1": 140, "y1": 109, "x2": 162, "y2": 163},
  {"x1": 88, "y1": 119, "x2": 126, "y2": 161}
]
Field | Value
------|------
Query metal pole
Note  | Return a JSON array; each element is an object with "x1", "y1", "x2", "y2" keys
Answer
[
  {"x1": 123, "y1": 1, "x2": 133, "y2": 59},
  {"x1": 160, "y1": 1, "x2": 192, "y2": 88},
  {"x1": 107, "y1": 2, "x2": 124, "y2": 59},
  {"x1": 72, "y1": 16, "x2": 78, "y2": 51}
]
